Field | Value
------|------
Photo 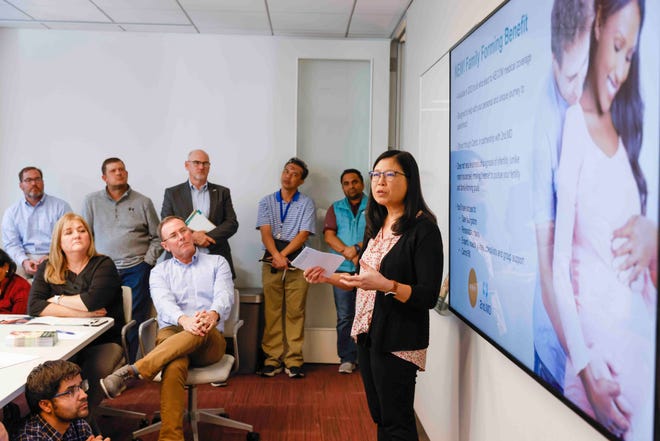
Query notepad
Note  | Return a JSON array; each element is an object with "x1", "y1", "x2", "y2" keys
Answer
[{"x1": 185, "y1": 209, "x2": 216, "y2": 232}]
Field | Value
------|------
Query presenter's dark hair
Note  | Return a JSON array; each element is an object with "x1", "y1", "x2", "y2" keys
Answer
[
  {"x1": 25, "y1": 360, "x2": 82, "y2": 414},
  {"x1": 285, "y1": 157, "x2": 309, "y2": 180},
  {"x1": 0, "y1": 248, "x2": 17, "y2": 281},
  {"x1": 551, "y1": 0, "x2": 594, "y2": 66},
  {"x1": 596, "y1": 0, "x2": 646, "y2": 213},
  {"x1": 340, "y1": 168, "x2": 364, "y2": 183},
  {"x1": 18, "y1": 166, "x2": 43, "y2": 182},
  {"x1": 365, "y1": 150, "x2": 436, "y2": 240}
]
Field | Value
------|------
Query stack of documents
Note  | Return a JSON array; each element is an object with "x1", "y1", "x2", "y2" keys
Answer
[{"x1": 6, "y1": 330, "x2": 58, "y2": 347}]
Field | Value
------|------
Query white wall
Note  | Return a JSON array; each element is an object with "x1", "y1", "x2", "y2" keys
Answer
[
  {"x1": 0, "y1": 29, "x2": 389, "y2": 294},
  {"x1": 402, "y1": 1, "x2": 630, "y2": 440}
]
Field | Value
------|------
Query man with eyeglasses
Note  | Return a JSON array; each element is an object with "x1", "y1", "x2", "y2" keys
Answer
[
  {"x1": 256, "y1": 157, "x2": 316, "y2": 378},
  {"x1": 323, "y1": 169, "x2": 367, "y2": 374},
  {"x1": 82, "y1": 157, "x2": 163, "y2": 362},
  {"x1": 17, "y1": 360, "x2": 110, "y2": 441},
  {"x1": 1, "y1": 166, "x2": 71, "y2": 278},
  {"x1": 100, "y1": 215, "x2": 233, "y2": 441},
  {"x1": 161, "y1": 149, "x2": 239, "y2": 278}
]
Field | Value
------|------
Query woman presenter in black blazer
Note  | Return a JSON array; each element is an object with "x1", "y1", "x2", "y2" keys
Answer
[{"x1": 305, "y1": 150, "x2": 444, "y2": 440}]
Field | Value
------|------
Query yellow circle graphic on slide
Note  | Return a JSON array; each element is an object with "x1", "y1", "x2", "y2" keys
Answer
[{"x1": 468, "y1": 268, "x2": 478, "y2": 308}]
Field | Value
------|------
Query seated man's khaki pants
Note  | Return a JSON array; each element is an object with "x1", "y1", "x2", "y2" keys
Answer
[{"x1": 135, "y1": 325, "x2": 226, "y2": 441}]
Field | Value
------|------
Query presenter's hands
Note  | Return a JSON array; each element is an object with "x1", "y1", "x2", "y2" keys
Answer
[
  {"x1": 191, "y1": 231, "x2": 216, "y2": 248},
  {"x1": 612, "y1": 215, "x2": 657, "y2": 284},
  {"x1": 304, "y1": 266, "x2": 332, "y2": 284},
  {"x1": 86, "y1": 435, "x2": 111, "y2": 441},
  {"x1": 340, "y1": 262, "x2": 390, "y2": 292}
]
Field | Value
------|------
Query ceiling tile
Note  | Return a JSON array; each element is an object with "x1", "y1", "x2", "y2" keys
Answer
[
  {"x1": 93, "y1": 0, "x2": 188, "y2": 24},
  {"x1": 267, "y1": 0, "x2": 354, "y2": 14},
  {"x1": 8, "y1": 0, "x2": 111, "y2": 21},
  {"x1": 348, "y1": 13, "x2": 399, "y2": 37},
  {"x1": 0, "y1": 2, "x2": 32, "y2": 20},
  {"x1": 121, "y1": 23, "x2": 197, "y2": 33},
  {"x1": 179, "y1": 0, "x2": 265, "y2": 12},
  {"x1": 354, "y1": 0, "x2": 408, "y2": 15},
  {"x1": 188, "y1": 10, "x2": 270, "y2": 34},
  {"x1": 271, "y1": 12, "x2": 348, "y2": 36}
]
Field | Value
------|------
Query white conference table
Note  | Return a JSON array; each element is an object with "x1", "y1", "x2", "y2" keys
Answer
[{"x1": 0, "y1": 315, "x2": 114, "y2": 407}]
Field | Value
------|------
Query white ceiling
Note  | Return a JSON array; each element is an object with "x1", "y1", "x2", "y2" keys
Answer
[{"x1": 0, "y1": 0, "x2": 411, "y2": 38}]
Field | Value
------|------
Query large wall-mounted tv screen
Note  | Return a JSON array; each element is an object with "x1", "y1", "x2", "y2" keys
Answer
[{"x1": 448, "y1": 0, "x2": 658, "y2": 439}]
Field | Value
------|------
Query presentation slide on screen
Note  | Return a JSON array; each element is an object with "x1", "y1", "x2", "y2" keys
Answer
[{"x1": 449, "y1": 0, "x2": 658, "y2": 439}]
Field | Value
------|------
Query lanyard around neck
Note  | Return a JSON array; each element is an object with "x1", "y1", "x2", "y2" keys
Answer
[{"x1": 278, "y1": 190, "x2": 299, "y2": 224}]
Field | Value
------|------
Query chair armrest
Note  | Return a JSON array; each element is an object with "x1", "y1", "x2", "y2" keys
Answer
[
  {"x1": 228, "y1": 319, "x2": 244, "y2": 374},
  {"x1": 121, "y1": 319, "x2": 137, "y2": 363},
  {"x1": 138, "y1": 317, "x2": 158, "y2": 359}
]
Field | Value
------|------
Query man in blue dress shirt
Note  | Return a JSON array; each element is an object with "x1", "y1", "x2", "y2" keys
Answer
[
  {"x1": 1, "y1": 166, "x2": 71, "y2": 277},
  {"x1": 100, "y1": 215, "x2": 234, "y2": 441}
]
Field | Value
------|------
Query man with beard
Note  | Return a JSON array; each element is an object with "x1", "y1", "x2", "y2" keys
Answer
[
  {"x1": 323, "y1": 169, "x2": 367, "y2": 374},
  {"x1": 17, "y1": 360, "x2": 110, "y2": 441},
  {"x1": 1, "y1": 167, "x2": 71, "y2": 277}
]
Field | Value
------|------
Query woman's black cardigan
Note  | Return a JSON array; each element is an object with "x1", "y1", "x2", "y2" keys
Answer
[{"x1": 358, "y1": 216, "x2": 444, "y2": 353}]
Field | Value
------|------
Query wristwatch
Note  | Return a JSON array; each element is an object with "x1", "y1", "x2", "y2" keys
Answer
[
  {"x1": 354, "y1": 244, "x2": 361, "y2": 254},
  {"x1": 385, "y1": 280, "x2": 398, "y2": 296}
]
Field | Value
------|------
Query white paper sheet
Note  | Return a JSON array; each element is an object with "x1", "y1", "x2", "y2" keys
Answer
[
  {"x1": 0, "y1": 351, "x2": 39, "y2": 369},
  {"x1": 290, "y1": 247, "x2": 345, "y2": 276}
]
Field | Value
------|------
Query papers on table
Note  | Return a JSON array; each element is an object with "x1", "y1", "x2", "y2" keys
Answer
[
  {"x1": 0, "y1": 351, "x2": 39, "y2": 369},
  {"x1": 290, "y1": 247, "x2": 345, "y2": 277},
  {"x1": 0, "y1": 315, "x2": 31, "y2": 324},
  {"x1": 25, "y1": 317, "x2": 110, "y2": 327},
  {"x1": 185, "y1": 209, "x2": 216, "y2": 232}
]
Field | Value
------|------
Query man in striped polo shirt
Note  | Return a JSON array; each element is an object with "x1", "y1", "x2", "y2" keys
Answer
[{"x1": 256, "y1": 157, "x2": 316, "y2": 378}]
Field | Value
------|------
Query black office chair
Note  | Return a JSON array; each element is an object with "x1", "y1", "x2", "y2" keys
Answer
[{"x1": 131, "y1": 289, "x2": 259, "y2": 441}]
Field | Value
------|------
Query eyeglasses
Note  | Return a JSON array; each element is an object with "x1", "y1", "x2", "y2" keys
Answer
[
  {"x1": 52, "y1": 379, "x2": 89, "y2": 399},
  {"x1": 22, "y1": 177, "x2": 43, "y2": 184},
  {"x1": 187, "y1": 160, "x2": 211, "y2": 168},
  {"x1": 368, "y1": 170, "x2": 406, "y2": 182},
  {"x1": 164, "y1": 226, "x2": 190, "y2": 242}
]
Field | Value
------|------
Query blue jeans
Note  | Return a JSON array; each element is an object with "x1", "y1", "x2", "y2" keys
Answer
[
  {"x1": 119, "y1": 261, "x2": 153, "y2": 362},
  {"x1": 333, "y1": 285, "x2": 357, "y2": 364}
]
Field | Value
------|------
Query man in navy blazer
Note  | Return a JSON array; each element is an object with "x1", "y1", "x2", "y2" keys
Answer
[{"x1": 161, "y1": 149, "x2": 239, "y2": 278}]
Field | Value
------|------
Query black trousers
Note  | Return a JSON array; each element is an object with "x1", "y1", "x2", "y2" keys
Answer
[{"x1": 358, "y1": 344, "x2": 419, "y2": 441}]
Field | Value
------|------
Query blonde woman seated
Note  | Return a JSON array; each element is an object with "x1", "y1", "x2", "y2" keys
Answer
[{"x1": 28, "y1": 213, "x2": 125, "y2": 430}]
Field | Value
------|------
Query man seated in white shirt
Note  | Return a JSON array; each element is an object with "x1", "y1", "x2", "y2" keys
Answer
[{"x1": 100, "y1": 216, "x2": 233, "y2": 441}]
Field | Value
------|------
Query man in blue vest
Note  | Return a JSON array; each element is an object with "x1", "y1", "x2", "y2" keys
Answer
[{"x1": 323, "y1": 169, "x2": 367, "y2": 374}]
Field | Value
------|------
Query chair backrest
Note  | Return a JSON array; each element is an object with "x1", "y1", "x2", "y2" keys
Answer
[
  {"x1": 222, "y1": 289, "x2": 241, "y2": 337},
  {"x1": 121, "y1": 286, "x2": 132, "y2": 322}
]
